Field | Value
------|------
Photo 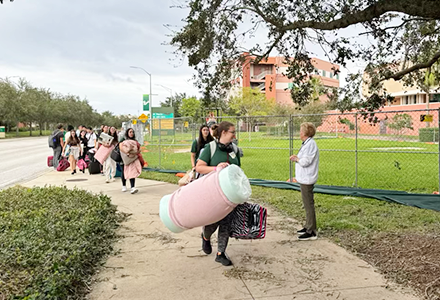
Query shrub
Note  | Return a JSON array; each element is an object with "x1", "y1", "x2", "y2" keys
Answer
[
  {"x1": 419, "y1": 127, "x2": 439, "y2": 142},
  {"x1": 0, "y1": 186, "x2": 124, "y2": 299}
]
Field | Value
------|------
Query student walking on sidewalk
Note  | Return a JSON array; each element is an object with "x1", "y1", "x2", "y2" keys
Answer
[
  {"x1": 119, "y1": 128, "x2": 142, "y2": 194},
  {"x1": 51, "y1": 124, "x2": 65, "y2": 169},
  {"x1": 104, "y1": 127, "x2": 119, "y2": 183},
  {"x1": 196, "y1": 121, "x2": 240, "y2": 266},
  {"x1": 290, "y1": 122, "x2": 320, "y2": 241}
]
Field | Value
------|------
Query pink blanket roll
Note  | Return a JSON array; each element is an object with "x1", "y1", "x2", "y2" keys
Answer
[
  {"x1": 94, "y1": 145, "x2": 114, "y2": 165},
  {"x1": 159, "y1": 164, "x2": 252, "y2": 233}
]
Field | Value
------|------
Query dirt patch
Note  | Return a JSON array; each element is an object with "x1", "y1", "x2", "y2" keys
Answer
[
  {"x1": 240, "y1": 253, "x2": 277, "y2": 265},
  {"x1": 333, "y1": 231, "x2": 440, "y2": 300},
  {"x1": 139, "y1": 232, "x2": 179, "y2": 245},
  {"x1": 223, "y1": 266, "x2": 281, "y2": 283}
]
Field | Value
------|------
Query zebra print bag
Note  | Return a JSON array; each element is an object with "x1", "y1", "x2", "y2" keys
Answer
[{"x1": 229, "y1": 202, "x2": 267, "y2": 239}]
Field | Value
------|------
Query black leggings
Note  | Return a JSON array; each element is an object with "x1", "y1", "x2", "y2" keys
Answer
[
  {"x1": 120, "y1": 164, "x2": 135, "y2": 188},
  {"x1": 203, "y1": 212, "x2": 232, "y2": 253}
]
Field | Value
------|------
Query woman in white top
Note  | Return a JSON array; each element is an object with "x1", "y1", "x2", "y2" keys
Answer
[{"x1": 290, "y1": 122, "x2": 319, "y2": 241}]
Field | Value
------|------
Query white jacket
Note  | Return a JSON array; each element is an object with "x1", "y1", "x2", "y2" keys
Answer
[{"x1": 295, "y1": 137, "x2": 319, "y2": 185}]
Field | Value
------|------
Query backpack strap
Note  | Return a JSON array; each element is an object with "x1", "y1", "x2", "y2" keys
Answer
[
  {"x1": 231, "y1": 143, "x2": 239, "y2": 155},
  {"x1": 210, "y1": 140, "x2": 239, "y2": 159},
  {"x1": 209, "y1": 140, "x2": 216, "y2": 159}
]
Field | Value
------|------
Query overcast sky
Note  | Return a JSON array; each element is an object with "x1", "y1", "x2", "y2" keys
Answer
[
  {"x1": 0, "y1": 1, "x2": 360, "y2": 117},
  {"x1": 0, "y1": 0, "x2": 202, "y2": 116}
]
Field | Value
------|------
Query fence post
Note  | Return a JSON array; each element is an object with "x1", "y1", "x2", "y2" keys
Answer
[
  {"x1": 355, "y1": 113, "x2": 358, "y2": 188},
  {"x1": 236, "y1": 118, "x2": 240, "y2": 142},
  {"x1": 289, "y1": 115, "x2": 293, "y2": 183},
  {"x1": 158, "y1": 119, "x2": 161, "y2": 168}
]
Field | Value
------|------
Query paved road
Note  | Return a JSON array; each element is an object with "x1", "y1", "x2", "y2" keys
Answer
[{"x1": 0, "y1": 136, "x2": 51, "y2": 190}]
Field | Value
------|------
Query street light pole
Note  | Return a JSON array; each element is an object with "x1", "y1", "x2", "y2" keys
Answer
[
  {"x1": 130, "y1": 66, "x2": 152, "y2": 116},
  {"x1": 157, "y1": 84, "x2": 173, "y2": 107},
  {"x1": 130, "y1": 66, "x2": 153, "y2": 138}
]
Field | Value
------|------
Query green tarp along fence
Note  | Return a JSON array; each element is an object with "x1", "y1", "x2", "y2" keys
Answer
[{"x1": 143, "y1": 168, "x2": 440, "y2": 212}]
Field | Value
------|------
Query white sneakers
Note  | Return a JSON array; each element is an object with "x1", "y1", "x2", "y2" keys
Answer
[{"x1": 122, "y1": 186, "x2": 138, "y2": 194}]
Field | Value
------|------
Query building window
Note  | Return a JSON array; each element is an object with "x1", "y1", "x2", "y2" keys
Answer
[
  {"x1": 322, "y1": 70, "x2": 326, "y2": 77},
  {"x1": 314, "y1": 69, "x2": 320, "y2": 75},
  {"x1": 430, "y1": 94, "x2": 440, "y2": 103},
  {"x1": 330, "y1": 73, "x2": 333, "y2": 78},
  {"x1": 288, "y1": 82, "x2": 294, "y2": 89}
]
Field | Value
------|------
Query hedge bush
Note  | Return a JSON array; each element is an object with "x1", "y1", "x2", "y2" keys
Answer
[
  {"x1": 419, "y1": 127, "x2": 439, "y2": 142},
  {"x1": 0, "y1": 186, "x2": 124, "y2": 299}
]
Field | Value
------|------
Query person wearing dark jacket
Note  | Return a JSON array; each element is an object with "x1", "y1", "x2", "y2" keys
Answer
[{"x1": 52, "y1": 124, "x2": 65, "y2": 169}]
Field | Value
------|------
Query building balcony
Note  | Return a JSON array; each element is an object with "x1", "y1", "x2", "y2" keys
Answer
[{"x1": 250, "y1": 71, "x2": 271, "y2": 82}]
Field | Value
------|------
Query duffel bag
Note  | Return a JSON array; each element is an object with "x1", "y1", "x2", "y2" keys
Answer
[
  {"x1": 56, "y1": 157, "x2": 70, "y2": 172},
  {"x1": 229, "y1": 202, "x2": 267, "y2": 239}
]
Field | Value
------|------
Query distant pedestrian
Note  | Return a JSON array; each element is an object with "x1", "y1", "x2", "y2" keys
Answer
[
  {"x1": 63, "y1": 129, "x2": 81, "y2": 175},
  {"x1": 86, "y1": 127, "x2": 97, "y2": 150},
  {"x1": 79, "y1": 129, "x2": 88, "y2": 159},
  {"x1": 51, "y1": 124, "x2": 65, "y2": 169},
  {"x1": 191, "y1": 124, "x2": 213, "y2": 170},
  {"x1": 119, "y1": 128, "x2": 141, "y2": 194},
  {"x1": 64, "y1": 125, "x2": 74, "y2": 143},
  {"x1": 207, "y1": 121, "x2": 217, "y2": 138},
  {"x1": 104, "y1": 126, "x2": 119, "y2": 183},
  {"x1": 290, "y1": 122, "x2": 320, "y2": 241},
  {"x1": 76, "y1": 125, "x2": 85, "y2": 137}
]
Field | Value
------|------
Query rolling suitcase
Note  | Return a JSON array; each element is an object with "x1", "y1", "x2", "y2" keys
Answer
[
  {"x1": 56, "y1": 157, "x2": 70, "y2": 172},
  {"x1": 47, "y1": 156, "x2": 53, "y2": 167},
  {"x1": 88, "y1": 161, "x2": 101, "y2": 174},
  {"x1": 229, "y1": 202, "x2": 267, "y2": 239}
]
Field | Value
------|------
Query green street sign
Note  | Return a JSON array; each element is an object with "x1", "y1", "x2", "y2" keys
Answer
[
  {"x1": 143, "y1": 94, "x2": 149, "y2": 111},
  {"x1": 0, "y1": 127, "x2": 5, "y2": 133}
]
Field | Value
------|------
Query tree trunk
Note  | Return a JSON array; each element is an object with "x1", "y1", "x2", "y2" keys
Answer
[
  {"x1": 426, "y1": 93, "x2": 430, "y2": 128},
  {"x1": 16, "y1": 122, "x2": 19, "y2": 137},
  {"x1": 30, "y1": 122, "x2": 33, "y2": 136}
]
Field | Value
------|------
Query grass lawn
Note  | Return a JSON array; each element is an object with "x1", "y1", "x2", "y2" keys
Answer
[
  {"x1": 142, "y1": 133, "x2": 439, "y2": 193},
  {"x1": 5, "y1": 130, "x2": 51, "y2": 138}
]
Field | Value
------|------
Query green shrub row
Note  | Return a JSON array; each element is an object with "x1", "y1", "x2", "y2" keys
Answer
[
  {"x1": 419, "y1": 127, "x2": 439, "y2": 142},
  {"x1": 0, "y1": 186, "x2": 124, "y2": 299}
]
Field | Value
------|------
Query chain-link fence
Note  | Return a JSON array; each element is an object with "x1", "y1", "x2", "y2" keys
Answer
[{"x1": 129, "y1": 108, "x2": 439, "y2": 193}]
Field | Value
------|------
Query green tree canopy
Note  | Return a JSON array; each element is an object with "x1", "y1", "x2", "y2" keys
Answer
[
  {"x1": 179, "y1": 96, "x2": 202, "y2": 121},
  {"x1": 0, "y1": 77, "x2": 129, "y2": 135},
  {"x1": 228, "y1": 87, "x2": 274, "y2": 116},
  {"x1": 171, "y1": 0, "x2": 440, "y2": 113}
]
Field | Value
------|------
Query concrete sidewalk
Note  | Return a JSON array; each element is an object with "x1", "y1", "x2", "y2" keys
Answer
[{"x1": 23, "y1": 171, "x2": 420, "y2": 300}]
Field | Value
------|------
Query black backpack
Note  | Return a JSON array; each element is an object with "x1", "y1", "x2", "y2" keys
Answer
[{"x1": 48, "y1": 130, "x2": 60, "y2": 148}]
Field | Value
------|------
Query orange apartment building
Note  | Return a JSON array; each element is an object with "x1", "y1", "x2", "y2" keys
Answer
[
  {"x1": 232, "y1": 54, "x2": 340, "y2": 105},
  {"x1": 319, "y1": 75, "x2": 440, "y2": 136}
]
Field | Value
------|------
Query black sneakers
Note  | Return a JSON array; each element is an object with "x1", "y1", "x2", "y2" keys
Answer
[
  {"x1": 215, "y1": 252, "x2": 233, "y2": 266},
  {"x1": 297, "y1": 227, "x2": 307, "y2": 235},
  {"x1": 201, "y1": 233, "x2": 212, "y2": 254},
  {"x1": 298, "y1": 232, "x2": 318, "y2": 241}
]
